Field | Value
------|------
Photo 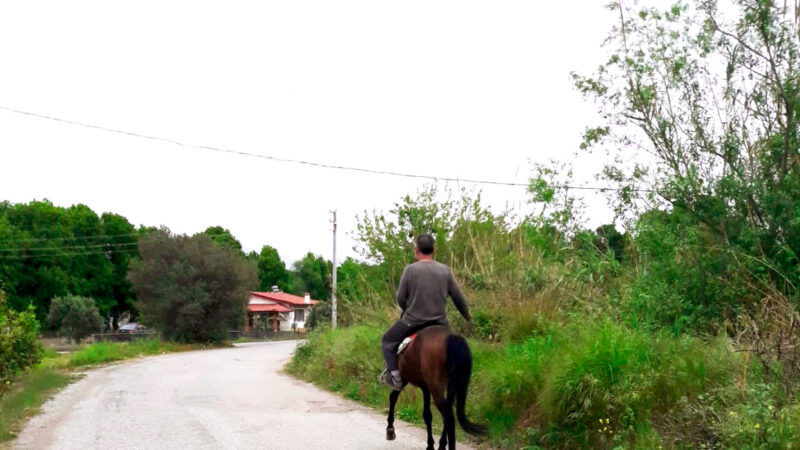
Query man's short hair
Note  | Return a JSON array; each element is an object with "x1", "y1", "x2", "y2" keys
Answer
[{"x1": 415, "y1": 234, "x2": 435, "y2": 255}]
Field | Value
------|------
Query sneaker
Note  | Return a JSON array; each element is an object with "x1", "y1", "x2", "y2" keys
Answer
[
  {"x1": 390, "y1": 374, "x2": 404, "y2": 391},
  {"x1": 379, "y1": 369, "x2": 404, "y2": 391}
]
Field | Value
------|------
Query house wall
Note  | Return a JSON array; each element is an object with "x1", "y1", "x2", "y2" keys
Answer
[
  {"x1": 277, "y1": 307, "x2": 311, "y2": 331},
  {"x1": 249, "y1": 296, "x2": 277, "y2": 305},
  {"x1": 248, "y1": 295, "x2": 313, "y2": 331}
]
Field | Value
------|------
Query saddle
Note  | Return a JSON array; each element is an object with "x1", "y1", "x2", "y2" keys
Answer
[{"x1": 397, "y1": 334, "x2": 417, "y2": 355}]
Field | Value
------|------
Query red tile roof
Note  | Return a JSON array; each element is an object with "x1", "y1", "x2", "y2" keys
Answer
[
  {"x1": 250, "y1": 291, "x2": 319, "y2": 306},
  {"x1": 248, "y1": 303, "x2": 292, "y2": 313}
]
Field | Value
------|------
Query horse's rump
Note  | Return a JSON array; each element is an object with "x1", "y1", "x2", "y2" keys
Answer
[{"x1": 396, "y1": 325, "x2": 487, "y2": 439}]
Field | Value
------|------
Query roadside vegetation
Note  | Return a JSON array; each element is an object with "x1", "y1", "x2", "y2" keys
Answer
[
  {"x1": 3, "y1": 1, "x2": 800, "y2": 448},
  {"x1": 291, "y1": 2, "x2": 800, "y2": 448},
  {"x1": 0, "y1": 200, "x2": 334, "y2": 328},
  {"x1": 0, "y1": 202, "x2": 328, "y2": 444}
]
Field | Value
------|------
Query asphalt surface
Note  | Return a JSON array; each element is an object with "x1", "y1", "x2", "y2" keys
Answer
[{"x1": 14, "y1": 340, "x2": 472, "y2": 450}]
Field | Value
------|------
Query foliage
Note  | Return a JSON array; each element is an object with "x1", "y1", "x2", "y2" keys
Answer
[
  {"x1": 127, "y1": 230, "x2": 256, "y2": 343},
  {"x1": 60, "y1": 339, "x2": 214, "y2": 367},
  {"x1": 256, "y1": 245, "x2": 289, "y2": 292},
  {"x1": 202, "y1": 226, "x2": 245, "y2": 257},
  {"x1": 575, "y1": 0, "x2": 800, "y2": 315},
  {"x1": 306, "y1": 299, "x2": 331, "y2": 329},
  {"x1": 0, "y1": 200, "x2": 139, "y2": 322},
  {"x1": 290, "y1": 322, "x2": 748, "y2": 448},
  {"x1": 46, "y1": 295, "x2": 104, "y2": 344},
  {"x1": 291, "y1": 152, "x2": 800, "y2": 448},
  {"x1": 0, "y1": 289, "x2": 41, "y2": 385},
  {"x1": 290, "y1": 252, "x2": 331, "y2": 301}
]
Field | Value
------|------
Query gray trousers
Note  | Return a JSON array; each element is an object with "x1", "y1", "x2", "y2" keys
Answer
[{"x1": 381, "y1": 319, "x2": 446, "y2": 371}]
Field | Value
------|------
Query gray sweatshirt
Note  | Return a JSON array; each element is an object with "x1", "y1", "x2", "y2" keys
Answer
[{"x1": 395, "y1": 260, "x2": 471, "y2": 326}]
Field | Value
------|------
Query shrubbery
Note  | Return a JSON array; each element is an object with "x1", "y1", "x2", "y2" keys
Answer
[
  {"x1": 0, "y1": 289, "x2": 41, "y2": 385},
  {"x1": 310, "y1": 5, "x2": 800, "y2": 439},
  {"x1": 128, "y1": 230, "x2": 256, "y2": 343},
  {"x1": 46, "y1": 295, "x2": 104, "y2": 344},
  {"x1": 290, "y1": 323, "x2": 757, "y2": 448}
]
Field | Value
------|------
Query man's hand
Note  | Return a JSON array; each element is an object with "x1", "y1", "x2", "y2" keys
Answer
[{"x1": 464, "y1": 316, "x2": 474, "y2": 336}]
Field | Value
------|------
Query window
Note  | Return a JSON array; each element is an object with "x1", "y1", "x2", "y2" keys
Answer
[{"x1": 294, "y1": 309, "x2": 305, "y2": 322}]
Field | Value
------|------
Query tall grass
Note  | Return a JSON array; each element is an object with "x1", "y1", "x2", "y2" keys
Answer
[
  {"x1": 288, "y1": 321, "x2": 770, "y2": 448},
  {"x1": 311, "y1": 186, "x2": 800, "y2": 447}
]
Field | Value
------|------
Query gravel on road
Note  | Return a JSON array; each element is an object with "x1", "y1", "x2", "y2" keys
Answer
[{"x1": 13, "y1": 340, "x2": 473, "y2": 450}]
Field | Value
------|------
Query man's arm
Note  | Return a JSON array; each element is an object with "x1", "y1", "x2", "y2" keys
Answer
[
  {"x1": 448, "y1": 269, "x2": 471, "y2": 321},
  {"x1": 396, "y1": 268, "x2": 409, "y2": 311}
]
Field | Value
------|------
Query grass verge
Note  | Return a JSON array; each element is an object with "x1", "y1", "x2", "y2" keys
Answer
[
  {"x1": 0, "y1": 368, "x2": 75, "y2": 443},
  {"x1": 40, "y1": 339, "x2": 217, "y2": 370},
  {"x1": 0, "y1": 339, "x2": 219, "y2": 445},
  {"x1": 287, "y1": 322, "x2": 800, "y2": 448}
]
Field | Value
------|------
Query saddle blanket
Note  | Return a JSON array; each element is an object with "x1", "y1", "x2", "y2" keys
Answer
[{"x1": 397, "y1": 334, "x2": 417, "y2": 355}]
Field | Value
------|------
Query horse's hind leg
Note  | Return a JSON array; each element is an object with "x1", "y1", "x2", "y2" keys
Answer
[
  {"x1": 445, "y1": 395, "x2": 456, "y2": 450},
  {"x1": 435, "y1": 396, "x2": 455, "y2": 450},
  {"x1": 386, "y1": 389, "x2": 400, "y2": 440},
  {"x1": 421, "y1": 386, "x2": 435, "y2": 450}
]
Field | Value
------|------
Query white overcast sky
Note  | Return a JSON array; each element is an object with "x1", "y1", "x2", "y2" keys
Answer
[{"x1": 0, "y1": 1, "x2": 626, "y2": 265}]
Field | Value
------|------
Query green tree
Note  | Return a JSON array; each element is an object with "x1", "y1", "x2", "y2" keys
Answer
[
  {"x1": 355, "y1": 185, "x2": 455, "y2": 290},
  {"x1": 128, "y1": 230, "x2": 257, "y2": 343},
  {"x1": 0, "y1": 200, "x2": 140, "y2": 322},
  {"x1": 290, "y1": 253, "x2": 330, "y2": 301},
  {"x1": 46, "y1": 295, "x2": 103, "y2": 344},
  {"x1": 98, "y1": 213, "x2": 138, "y2": 319},
  {"x1": 0, "y1": 288, "x2": 41, "y2": 384},
  {"x1": 574, "y1": 1, "x2": 800, "y2": 320},
  {"x1": 202, "y1": 226, "x2": 244, "y2": 257},
  {"x1": 593, "y1": 224, "x2": 626, "y2": 262},
  {"x1": 256, "y1": 245, "x2": 289, "y2": 292}
]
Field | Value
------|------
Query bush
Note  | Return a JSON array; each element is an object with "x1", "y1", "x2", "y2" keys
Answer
[
  {"x1": 306, "y1": 300, "x2": 331, "y2": 329},
  {"x1": 287, "y1": 326, "x2": 391, "y2": 408},
  {"x1": 128, "y1": 230, "x2": 257, "y2": 343},
  {"x1": 0, "y1": 289, "x2": 42, "y2": 384},
  {"x1": 289, "y1": 321, "x2": 752, "y2": 448},
  {"x1": 46, "y1": 295, "x2": 104, "y2": 344},
  {"x1": 536, "y1": 321, "x2": 739, "y2": 447}
]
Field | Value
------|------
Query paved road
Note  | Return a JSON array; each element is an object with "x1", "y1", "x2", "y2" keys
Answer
[{"x1": 14, "y1": 341, "x2": 470, "y2": 449}]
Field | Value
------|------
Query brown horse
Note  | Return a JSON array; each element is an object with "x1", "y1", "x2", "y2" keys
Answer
[{"x1": 385, "y1": 325, "x2": 487, "y2": 450}]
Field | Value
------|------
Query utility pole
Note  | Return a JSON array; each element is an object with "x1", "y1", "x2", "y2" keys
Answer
[{"x1": 330, "y1": 210, "x2": 337, "y2": 328}]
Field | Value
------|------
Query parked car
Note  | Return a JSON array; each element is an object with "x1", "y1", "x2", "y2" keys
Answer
[{"x1": 116, "y1": 323, "x2": 146, "y2": 334}]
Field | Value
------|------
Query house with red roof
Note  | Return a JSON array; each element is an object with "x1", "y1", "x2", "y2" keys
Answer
[{"x1": 246, "y1": 288, "x2": 319, "y2": 332}]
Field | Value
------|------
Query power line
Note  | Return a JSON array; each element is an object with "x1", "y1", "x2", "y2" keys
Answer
[
  {"x1": 0, "y1": 105, "x2": 655, "y2": 193},
  {"x1": 0, "y1": 242, "x2": 139, "y2": 253},
  {"x1": 0, "y1": 232, "x2": 142, "y2": 244},
  {"x1": 0, "y1": 248, "x2": 140, "y2": 261}
]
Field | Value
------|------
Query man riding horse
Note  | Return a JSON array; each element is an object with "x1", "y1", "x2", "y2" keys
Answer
[{"x1": 379, "y1": 234, "x2": 473, "y2": 391}]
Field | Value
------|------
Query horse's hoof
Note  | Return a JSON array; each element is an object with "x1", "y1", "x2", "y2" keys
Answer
[{"x1": 386, "y1": 428, "x2": 396, "y2": 440}]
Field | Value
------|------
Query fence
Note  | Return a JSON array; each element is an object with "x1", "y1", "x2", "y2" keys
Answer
[
  {"x1": 229, "y1": 330, "x2": 305, "y2": 341},
  {"x1": 91, "y1": 332, "x2": 158, "y2": 343}
]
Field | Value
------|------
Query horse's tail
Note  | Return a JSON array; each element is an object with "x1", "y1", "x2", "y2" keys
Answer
[{"x1": 446, "y1": 334, "x2": 488, "y2": 436}]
